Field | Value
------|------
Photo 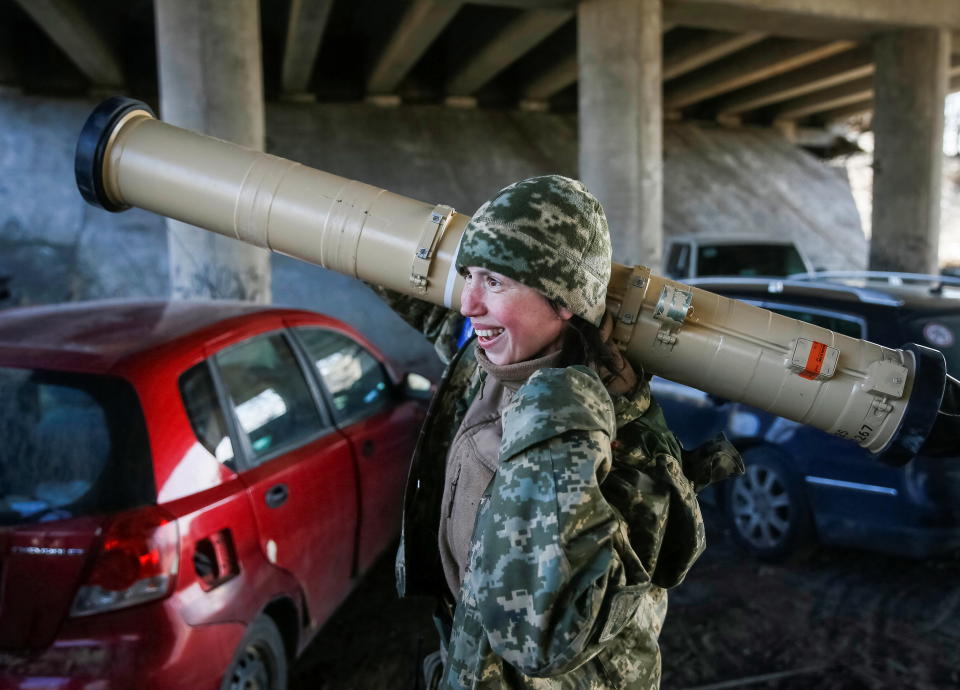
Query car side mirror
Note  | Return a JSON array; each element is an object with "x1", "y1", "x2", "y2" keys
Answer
[{"x1": 403, "y1": 372, "x2": 434, "y2": 400}]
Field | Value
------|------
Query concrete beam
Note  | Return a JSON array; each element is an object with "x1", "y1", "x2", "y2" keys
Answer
[
  {"x1": 712, "y1": 44, "x2": 873, "y2": 114},
  {"x1": 772, "y1": 75, "x2": 873, "y2": 120},
  {"x1": 664, "y1": 38, "x2": 855, "y2": 109},
  {"x1": 520, "y1": 19, "x2": 673, "y2": 100},
  {"x1": 367, "y1": 0, "x2": 461, "y2": 94},
  {"x1": 12, "y1": 0, "x2": 122, "y2": 88},
  {"x1": 521, "y1": 54, "x2": 577, "y2": 99},
  {"x1": 820, "y1": 70, "x2": 960, "y2": 122},
  {"x1": 666, "y1": 0, "x2": 960, "y2": 29},
  {"x1": 447, "y1": 8, "x2": 572, "y2": 96},
  {"x1": 456, "y1": 0, "x2": 574, "y2": 7},
  {"x1": 663, "y1": 30, "x2": 767, "y2": 81},
  {"x1": 664, "y1": 2, "x2": 872, "y2": 41},
  {"x1": 817, "y1": 98, "x2": 872, "y2": 122},
  {"x1": 281, "y1": 0, "x2": 334, "y2": 98}
]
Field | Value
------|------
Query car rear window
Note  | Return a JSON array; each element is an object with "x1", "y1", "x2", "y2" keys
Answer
[
  {"x1": 0, "y1": 368, "x2": 154, "y2": 526},
  {"x1": 902, "y1": 314, "x2": 960, "y2": 376},
  {"x1": 697, "y1": 244, "x2": 808, "y2": 278}
]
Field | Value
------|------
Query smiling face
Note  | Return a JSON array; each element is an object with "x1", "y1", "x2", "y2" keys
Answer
[{"x1": 460, "y1": 266, "x2": 572, "y2": 366}]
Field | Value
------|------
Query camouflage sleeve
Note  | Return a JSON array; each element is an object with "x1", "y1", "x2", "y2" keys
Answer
[
  {"x1": 605, "y1": 399, "x2": 742, "y2": 590},
  {"x1": 606, "y1": 400, "x2": 707, "y2": 590},
  {"x1": 463, "y1": 366, "x2": 642, "y2": 677},
  {"x1": 366, "y1": 283, "x2": 466, "y2": 364}
]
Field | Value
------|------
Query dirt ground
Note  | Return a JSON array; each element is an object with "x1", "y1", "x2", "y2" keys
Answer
[{"x1": 291, "y1": 508, "x2": 960, "y2": 689}]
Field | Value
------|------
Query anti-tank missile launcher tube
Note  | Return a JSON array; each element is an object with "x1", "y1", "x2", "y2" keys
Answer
[
  {"x1": 76, "y1": 98, "x2": 471, "y2": 311},
  {"x1": 75, "y1": 97, "x2": 958, "y2": 465}
]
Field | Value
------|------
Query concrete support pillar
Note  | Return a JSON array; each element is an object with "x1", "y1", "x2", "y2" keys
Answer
[
  {"x1": 155, "y1": 0, "x2": 271, "y2": 302},
  {"x1": 870, "y1": 28, "x2": 949, "y2": 274},
  {"x1": 578, "y1": 0, "x2": 662, "y2": 266}
]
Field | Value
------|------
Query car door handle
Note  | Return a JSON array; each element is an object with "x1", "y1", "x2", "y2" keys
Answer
[
  {"x1": 362, "y1": 439, "x2": 375, "y2": 456},
  {"x1": 265, "y1": 483, "x2": 289, "y2": 509}
]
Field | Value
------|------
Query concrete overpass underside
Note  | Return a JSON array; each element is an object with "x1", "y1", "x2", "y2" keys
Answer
[
  {"x1": 5, "y1": 0, "x2": 958, "y2": 127},
  {"x1": 2, "y1": 0, "x2": 958, "y2": 281}
]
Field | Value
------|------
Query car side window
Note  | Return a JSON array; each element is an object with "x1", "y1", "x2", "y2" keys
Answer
[
  {"x1": 767, "y1": 306, "x2": 864, "y2": 339},
  {"x1": 295, "y1": 327, "x2": 390, "y2": 424},
  {"x1": 215, "y1": 333, "x2": 325, "y2": 464},
  {"x1": 179, "y1": 362, "x2": 235, "y2": 468}
]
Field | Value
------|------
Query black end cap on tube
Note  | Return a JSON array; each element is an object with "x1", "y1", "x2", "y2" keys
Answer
[
  {"x1": 75, "y1": 96, "x2": 155, "y2": 212},
  {"x1": 917, "y1": 374, "x2": 960, "y2": 458},
  {"x1": 874, "y1": 343, "x2": 947, "y2": 466}
]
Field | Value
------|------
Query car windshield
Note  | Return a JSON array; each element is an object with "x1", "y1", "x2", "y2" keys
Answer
[
  {"x1": 697, "y1": 244, "x2": 807, "y2": 277},
  {"x1": 901, "y1": 313, "x2": 960, "y2": 376},
  {"x1": 0, "y1": 367, "x2": 154, "y2": 526}
]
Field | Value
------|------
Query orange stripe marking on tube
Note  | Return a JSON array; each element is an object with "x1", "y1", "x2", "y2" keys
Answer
[{"x1": 799, "y1": 341, "x2": 829, "y2": 380}]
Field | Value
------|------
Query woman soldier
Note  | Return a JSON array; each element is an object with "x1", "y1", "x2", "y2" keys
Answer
[{"x1": 374, "y1": 175, "x2": 740, "y2": 689}]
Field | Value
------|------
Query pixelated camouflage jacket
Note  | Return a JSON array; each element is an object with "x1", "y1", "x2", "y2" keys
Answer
[{"x1": 374, "y1": 287, "x2": 742, "y2": 689}]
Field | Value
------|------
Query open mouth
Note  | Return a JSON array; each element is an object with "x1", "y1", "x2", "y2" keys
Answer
[{"x1": 475, "y1": 327, "x2": 505, "y2": 346}]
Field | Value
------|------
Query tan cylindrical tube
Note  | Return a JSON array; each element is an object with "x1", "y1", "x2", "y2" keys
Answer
[
  {"x1": 605, "y1": 266, "x2": 913, "y2": 453},
  {"x1": 75, "y1": 98, "x2": 949, "y2": 461},
  {"x1": 94, "y1": 107, "x2": 470, "y2": 310}
]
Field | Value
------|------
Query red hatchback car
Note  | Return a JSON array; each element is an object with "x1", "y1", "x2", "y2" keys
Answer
[{"x1": 0, "y1": 300, "x2": 429, "y2": 689}]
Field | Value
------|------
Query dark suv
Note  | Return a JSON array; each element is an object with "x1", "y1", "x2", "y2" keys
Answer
[{"x1": 652, "y1": 273, "x2": 960, "y2": 561}]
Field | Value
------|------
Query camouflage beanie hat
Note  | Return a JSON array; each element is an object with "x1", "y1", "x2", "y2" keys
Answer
[{"x1": 456, "y1": 175, "x2": 611, "y2": 327}]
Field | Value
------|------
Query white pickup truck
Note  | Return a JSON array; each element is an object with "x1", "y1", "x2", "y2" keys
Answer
[{"x1": 663, "y1": 235, "x2": 814, "y2": 280}]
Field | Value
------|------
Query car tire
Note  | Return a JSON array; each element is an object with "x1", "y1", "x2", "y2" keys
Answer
[
  {"x1": 220, "y1": 614, "x2": 288, "y2": 690},
  {"x1": 723, "y1": 446, "x2": 815, "y2": 562}
]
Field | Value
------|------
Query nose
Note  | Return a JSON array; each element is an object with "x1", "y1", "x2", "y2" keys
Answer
[{"x1": 460, "y1": 279, "x2": 485, "y2": 317}]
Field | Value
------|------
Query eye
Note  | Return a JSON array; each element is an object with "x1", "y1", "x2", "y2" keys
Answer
[{"x1": 485, "y1": 276, "x2": 502, "y2": 290}]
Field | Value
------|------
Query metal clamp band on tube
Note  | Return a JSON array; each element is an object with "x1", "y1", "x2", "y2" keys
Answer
[{"x1": 74, "y1": 97, "x2": 958, "y2": 465}]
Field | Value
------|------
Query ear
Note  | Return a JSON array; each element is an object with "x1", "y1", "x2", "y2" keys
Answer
[{"x1": 556, "y1": 305, "x2": 574, "y2": 321}]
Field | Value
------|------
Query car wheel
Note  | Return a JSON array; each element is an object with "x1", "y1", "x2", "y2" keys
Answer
[
  {"x1": 723, "y1": 447, "x2": 814, "y2": 562},
  {"x1": 220, "y1": 614, "x2": 288, "y2": 690}
]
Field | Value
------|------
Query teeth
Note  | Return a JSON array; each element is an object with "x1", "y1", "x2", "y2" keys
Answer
[{"x1": 476, "y1": 328, "x2": 504, "y2": 337}]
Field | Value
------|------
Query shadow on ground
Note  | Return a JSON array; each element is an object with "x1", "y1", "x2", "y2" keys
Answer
[
  {"x1": 290, "y1": 546, "x2": 438, "y2": 690},
  {"x1": 292, "y1": 509, "x2": 960, "y2": 689}
]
